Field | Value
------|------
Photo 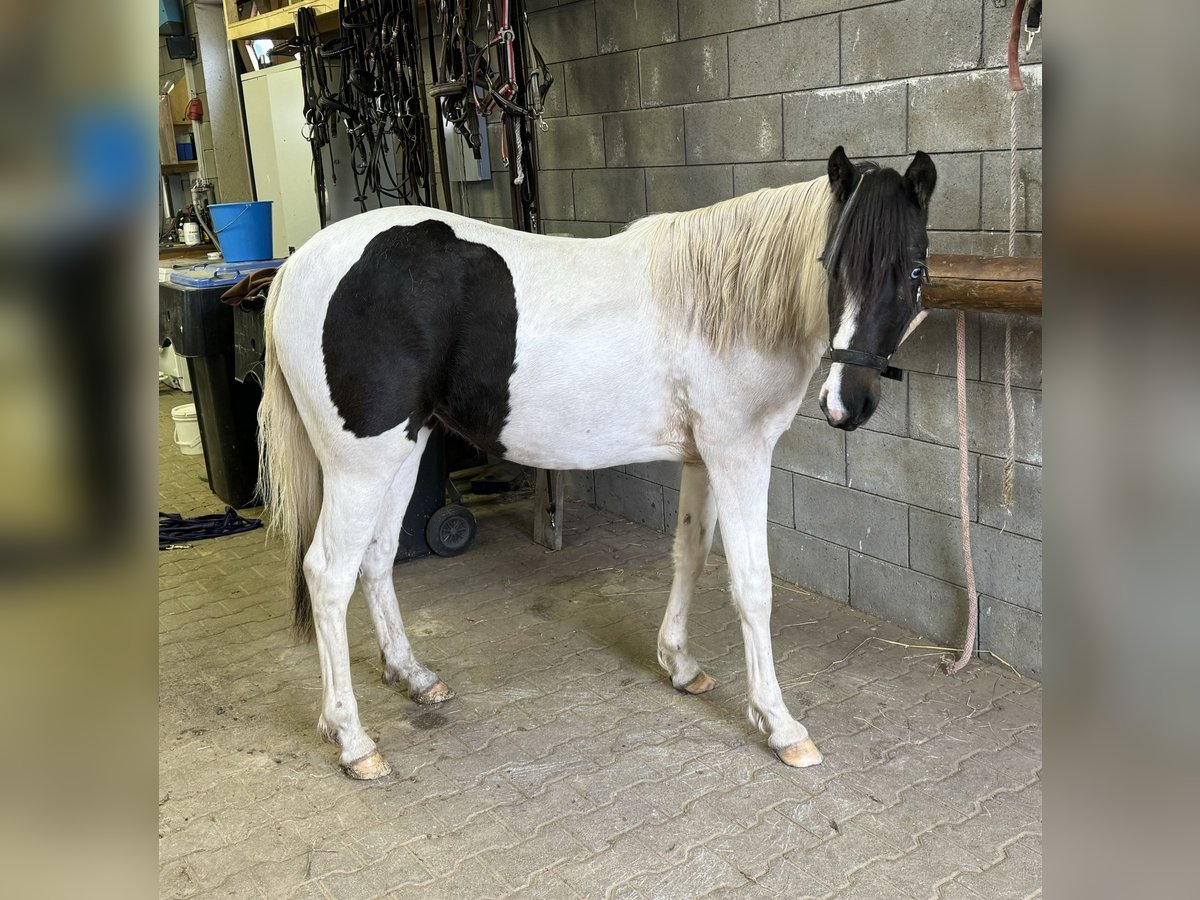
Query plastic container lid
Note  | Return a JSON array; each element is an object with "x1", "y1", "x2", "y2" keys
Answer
[{"x1": 169, "y1": 257, "x2": 284, "y2": 288}]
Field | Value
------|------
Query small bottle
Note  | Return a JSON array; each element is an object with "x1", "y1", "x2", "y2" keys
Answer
[{"x1": 181, "y1": 210, "x2": 201, "y2": 246}]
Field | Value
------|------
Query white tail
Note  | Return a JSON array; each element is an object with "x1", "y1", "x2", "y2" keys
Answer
[{"x1": 256, "y1": 268, "x2": 322, "y2": 639}]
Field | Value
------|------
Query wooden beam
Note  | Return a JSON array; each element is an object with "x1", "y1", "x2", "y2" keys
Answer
[{"x1": 923, "y1": 254, "x2": 1042, "y2": 316}]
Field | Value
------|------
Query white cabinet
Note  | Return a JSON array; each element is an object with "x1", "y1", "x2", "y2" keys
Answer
[{"x1": 241, "y1": 61, "x2": 321, "y2": 258}]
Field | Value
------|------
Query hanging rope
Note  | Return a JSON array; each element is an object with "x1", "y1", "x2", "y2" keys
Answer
[
  {"x1": 1002, "y1": 92, "x2": 1020, "y2": 509},
  {"x1": 948, "y1": 0, "x2": 1039, "y2": 673},
  {"x1": 947, "y1": 311, "x2": 979, "y2": 674}
]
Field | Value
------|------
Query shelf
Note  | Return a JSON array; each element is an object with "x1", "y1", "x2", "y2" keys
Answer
[
  {"x1": 225, "y1": 0, "x2": 339, "y2": 42},
  {"x1": 161, "y1": 161, "x2": 199, "y2": 175}
]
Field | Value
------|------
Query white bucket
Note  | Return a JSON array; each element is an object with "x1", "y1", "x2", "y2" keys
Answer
[{"x1": 171, "y1": 403, "x2": 203, "y2": 456}]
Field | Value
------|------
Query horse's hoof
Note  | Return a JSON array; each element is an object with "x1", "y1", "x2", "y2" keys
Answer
[
  {"x1": 777, "y1": 737, "x2": 823, "y2": 768},
  {"x1": 680, "y1": 672, "x2": 716, "y2": 695},
  {"x1": 413, "y1": 680, "x2": 455, "y2": 705},
  {"x1": 342, "y1": 750, "x2": 392, "y2": 780}
]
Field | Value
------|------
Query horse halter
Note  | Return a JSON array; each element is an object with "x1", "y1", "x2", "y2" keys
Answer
[
  {"x1": 828, "y1": 262, "x2": 928, "y2": 381},
  {"x1": 821, "y1": 169, "x2": 929, "y2": 382}
]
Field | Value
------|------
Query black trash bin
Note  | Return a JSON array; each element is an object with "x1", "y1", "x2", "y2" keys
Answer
[
  {"x1": 233, "y1": 302, "x2": 479, "y2": 562},
  {"x1": 160, "y1": 263, "x2": 278, "y2": 508}
]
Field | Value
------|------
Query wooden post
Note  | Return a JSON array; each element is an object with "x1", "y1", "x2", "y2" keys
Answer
[{"x1": 923, "y1": 254, "x2": 1042, "y2": 316}]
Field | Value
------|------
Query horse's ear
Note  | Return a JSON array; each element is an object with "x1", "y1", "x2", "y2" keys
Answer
[
  {"x1": 904, "y1": 151, "x2": 937, "y2": 210},
  {"x1": 827, "y1": 146, "x2": 856, "y2": 203}
]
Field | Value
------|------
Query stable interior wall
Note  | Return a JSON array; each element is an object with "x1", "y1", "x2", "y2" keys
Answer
[{"x1": 444, "y1": 0, "x2": 1044, "y2": 676}]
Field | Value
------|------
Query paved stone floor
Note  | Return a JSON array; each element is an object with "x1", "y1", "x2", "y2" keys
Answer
[{"x1": 159, "y1": 386, "x2": 1042, "y2": 899}]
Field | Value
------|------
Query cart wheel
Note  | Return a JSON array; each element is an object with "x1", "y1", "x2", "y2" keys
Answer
[{"x1": 426, "y1": 505, "x2": 476, "y2": 557}]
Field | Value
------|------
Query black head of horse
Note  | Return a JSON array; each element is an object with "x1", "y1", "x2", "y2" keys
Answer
[{"x1": 818, "y1": 146, "x2": 937, "y2": 430}]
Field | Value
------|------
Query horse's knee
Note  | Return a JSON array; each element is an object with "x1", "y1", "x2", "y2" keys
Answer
[{"x1": 359, "y1": 545, "x2": 395, "y2": 584}]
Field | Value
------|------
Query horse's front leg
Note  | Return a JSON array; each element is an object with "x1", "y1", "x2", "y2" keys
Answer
[
  {"x1": 703, "y1": 446, "x2": 823, "y2": 768},
  {"x1": 659, "y1": 462, "x2": 719, "y2": 693}
]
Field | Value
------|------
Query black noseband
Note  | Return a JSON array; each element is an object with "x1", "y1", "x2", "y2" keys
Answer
[{"x1": 829, "y1": 348, "x2": 904, "y2": 381}]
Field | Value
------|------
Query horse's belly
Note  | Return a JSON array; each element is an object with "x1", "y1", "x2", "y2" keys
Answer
[{"x1": 498, "y1": 323, "x2": 676, "y2": 470}]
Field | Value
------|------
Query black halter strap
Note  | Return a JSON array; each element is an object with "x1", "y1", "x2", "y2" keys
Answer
[{"x1": 829, "y1": 348, "x2": 905, "y2": 381}]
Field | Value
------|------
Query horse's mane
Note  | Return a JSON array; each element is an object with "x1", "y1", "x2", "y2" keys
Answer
[{"x1": 631, "y1": 176, "x2": 836, "y2": 353}]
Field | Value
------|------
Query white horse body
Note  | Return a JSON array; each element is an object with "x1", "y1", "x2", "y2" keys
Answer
[{"x1": 274, "y1": 205, "x2": 821, "y2": 474}]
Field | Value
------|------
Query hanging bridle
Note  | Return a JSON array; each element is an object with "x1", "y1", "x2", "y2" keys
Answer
[{"x1": 821, "y1": 170, "x2": 929, "y2": 382}]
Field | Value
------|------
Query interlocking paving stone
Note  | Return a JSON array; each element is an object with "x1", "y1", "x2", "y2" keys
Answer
[{"x1": 158, "y1": 386, "x2": 1041, "y2": 897}]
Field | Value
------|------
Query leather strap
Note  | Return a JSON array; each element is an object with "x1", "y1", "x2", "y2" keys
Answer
[{"x1": 829, "y1": 348, "x2": 904, "y2": 381}]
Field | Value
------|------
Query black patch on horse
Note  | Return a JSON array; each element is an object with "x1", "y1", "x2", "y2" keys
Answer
[{"x1": 322, "y1": 220, "x2": 518, "y2": 454}]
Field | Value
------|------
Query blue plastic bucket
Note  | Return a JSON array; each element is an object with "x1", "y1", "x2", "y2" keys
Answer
[{"x1": 210, "y1": 201, "x2": 273, "y2": 263}]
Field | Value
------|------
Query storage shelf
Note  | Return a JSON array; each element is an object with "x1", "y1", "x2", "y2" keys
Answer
[
  {"x1": 161, "y1": 161, "x2": 199, "y2": 175},
  {"x1": 225, "y1": 0, "x2": 339, "y2": 42}
]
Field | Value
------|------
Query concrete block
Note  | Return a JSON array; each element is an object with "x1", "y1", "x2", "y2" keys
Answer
[
  {"x1": 663, "y1": 485, "x2": 680, "y2": 535},
  {"x1": 891, "y1": 308, "x2": 980, "y2": 380},
  {"x1": 686, "y1": 95, "x2": 783, "y2": 164},
  {"x1": 530, "y1": 3, "x2": 598, "y2": 63},
  {"x1": 979, "y1": 596, "x2": 1041, "y2": 678},
  {"x1": 849, "y1": 553, "x2": 967, "y2": 646},
  {"x1": 538, "y1": 169, "x2": 575, "y2": 220},
  {"x1": 768, "y1": 523, "x2": 849, "y2": 603},
  {"x1": 646, "y1": 165, "x2": 733, "y2": 213},
  {"x1": 846, "y1": 429, "x2": 977, "y2": 518},
  {"x1": 541, "y1": 63, "x2": 568, "y2": 118},
  {"x1": 573, "y1": 168, "x2": 647, "y2": 222},
  {"x1": 909, "y1": 372, "x2": 1042, "y2": 465},
  {"x1": 639, "y1": 36, "x2": 729, "y2": 107},
  {"x1": 604, "y1": 107, "x2": 685, "y2": 167},
  {"x1": 544, "y1": 220, "x2": 610, "y2": 238},
  {"x1": 460, "y1": 177, "x2": 510, "y2": 220},
  {"x1": 733, "y1": 160, "x2": 826, "y2": 195},
  {"x1": 872, "y1": 152, "x2": 981, "y2": 231},
  {"x1": 984, "y1": 1, "x2": 1043, "y2": 68},
  {"x1": 625, "y1": 460, "x2": 682, "y2": 487},
  {"x1": 769, "y1": 467, "x2": 795, "y2": 528},
  {"x1": 982, "y1": 149, "x2": 1042, "y2": 231},
  {"x1": 564, "y1": 470, "x2": 596, "y2": 505},
  {"x1": 793, "y1": 474, "x2": 908, "y2": 566},
  {"x1": 909, "y1": 508, "x2": 1042, "y2": 612},
  {"x1": 680, "y1": 0, "x2": 779, "y2": 39},
  {"x1": 928, "y1": 230, "x2": 1042, "y2": 257},
  {"x1": 597, "y1": 0, "x2": 679, "y2": 52},
  {"x1": 565, "y1": 51, "x2": 640, "y2": 115},
  {"x1": 841, "y1": 0, "x2": 982, "y2": 83},
  {"x1": 909, "y1": 67, "x2": 1043, "y2": 153},
  {"x1": 728, "y1": 17, "x2": 839, "y2": 97},
  {"x1": 774, "y1": 415, "x2": 846, "y2": 485},
  {"x1": 783, "y1": 82, "x2": 907, "y2": 160},
  {"x1": 978, "y1": 456, "x2": 1041, "y2": 541},
  {"x1": 537, "y1": 115, "x2": 605, "y2": 169},
  {"x1": 781, "y1": 0, "x2": 891, "y2": 18},
  {"x1": 979, "y1": 313, "x2": 1041, "y2": 389},
  {"x1": 595, "y1": 468, "x2": 666, "y2": 532}
]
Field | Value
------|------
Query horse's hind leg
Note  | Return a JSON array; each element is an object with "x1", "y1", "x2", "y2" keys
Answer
[
  {"x1": 360, "y1": 427, "x2": 453, "y2": 705},
  {"x1": 306, "y1": 446, "x2": 411, "y2": 779},
  {"x1": 659, "y1": 462, "x2": 719, "y2": 694}
]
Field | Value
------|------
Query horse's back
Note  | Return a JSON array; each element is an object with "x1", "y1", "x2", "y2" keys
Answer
[{"x1": 271, "y1": 206, "x2": 676, "y2": 467}]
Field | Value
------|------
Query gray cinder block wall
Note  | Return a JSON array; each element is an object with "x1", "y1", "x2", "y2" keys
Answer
[{"x1": 446, "y1": 1, "x2": 1043, "y2": 677}]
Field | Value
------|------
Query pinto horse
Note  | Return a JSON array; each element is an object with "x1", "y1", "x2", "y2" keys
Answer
[{"x1": 258, "y1": 145, "x2": 937, "y2": 778}]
